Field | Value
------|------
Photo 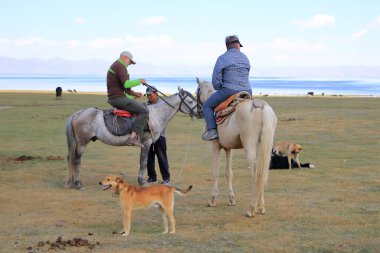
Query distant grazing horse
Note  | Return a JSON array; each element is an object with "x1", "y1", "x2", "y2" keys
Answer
[
  {"x1": 55, "y1": 87, "x2": 62, "y2": 99},
  {"x1": 66, "y1": 87, "x2": 199, "y2": 189},
  {"x1": 196, "y1": 78, "x2": 277, "y2": 217}
]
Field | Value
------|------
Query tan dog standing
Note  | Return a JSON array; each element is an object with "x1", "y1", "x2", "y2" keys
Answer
[
  {"x1": 99, "y1": 175, "x2": 192, "y2": 236},
  {"x1": 273, "y1": 141, "x2": 303, "y2": 170}
]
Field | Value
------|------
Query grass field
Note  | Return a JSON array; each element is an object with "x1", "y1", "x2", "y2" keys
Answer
[{"x1": 0, "y1": 92, "x2": 379, "y2": 253}]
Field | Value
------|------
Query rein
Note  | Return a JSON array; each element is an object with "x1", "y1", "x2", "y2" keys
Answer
[
  {"x1": 144, "y1": 84, "x2": 197, "y2": 182},
  {"x1": 145, "y1": 83, "x2": 197, "y2": 119},
  {"x1": 196, "y1": 87, "x2": 204, "y2": 118}
]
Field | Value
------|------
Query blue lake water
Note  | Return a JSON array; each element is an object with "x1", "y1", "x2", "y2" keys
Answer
[{"x1": 0, "y1": 75, "x2": 379, "y2": 96}]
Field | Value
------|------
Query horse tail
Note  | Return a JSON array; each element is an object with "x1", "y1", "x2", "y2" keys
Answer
[
  {"x1": 255, "y1": 103, "x2": 277, "y2": 192},
  {"x1": 66, "y1": 114, "x2": 77, "y2": 186}
]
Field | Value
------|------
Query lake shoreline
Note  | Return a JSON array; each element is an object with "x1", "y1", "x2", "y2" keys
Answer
[{"x1": 0, "y1": 89, "x2": 378, "y2": 98}]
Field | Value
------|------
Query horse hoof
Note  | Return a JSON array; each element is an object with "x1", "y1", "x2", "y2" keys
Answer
[
  {"x1": 66, "y1": 181, "x2": 84, "y2": 190},
  {"x1": 138, "y1": 178, "x2": 146, "y2": 186},
  {"x1": 207, "y1": 200, "x2": 216, "y2": 207},
  {"x1": 257, "y1": 208, "x2": 266, "y2": 215},
  {"x1": 245, "y1": 211, "x2": 255, "y2": 218},
  {"x1": 228, "y1": 200, "x2": 236, "y2": 206}
]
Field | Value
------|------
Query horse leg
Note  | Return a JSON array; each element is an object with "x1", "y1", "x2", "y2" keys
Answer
[
  {"x1": 138, "y1": 147, "x2": 148, "y2": 185},
  {"x1": 258, "y1": 192, "x2": 266, "y2": 215},
  {"x1": 67, "y1": 142, "x2": 87, "y2": 189},
  {"x1": 66, "y1": 117, "x2": 86, "y2": 189},
  {"x1": 208, "y1": 142, "x2": 221, "y2": 207},
  {"x1": 245, "y1": 148, "x2": 259, "y2": 218},
  {"x1": 225, "y1": 149, "x2": 236, "y2": 206},
  {"x1": 66, "y1": 117, "x2": 88, "y2": 189}
]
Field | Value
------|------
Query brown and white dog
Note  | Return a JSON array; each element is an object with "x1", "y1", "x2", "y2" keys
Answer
[
  {"x1": 99, "y1": 175, "x2": 192, "y2": 236},
  {"x1": 273, "y1": 141, "x2": 304, "y2": 170}
]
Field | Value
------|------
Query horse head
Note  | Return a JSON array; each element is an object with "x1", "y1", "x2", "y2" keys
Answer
[
  {"x1": 195, "y1": 77, "x2": 215, "y2": 118},
  {"x1": 177, "y1": 86, "x2": 201, "y2": 119}
]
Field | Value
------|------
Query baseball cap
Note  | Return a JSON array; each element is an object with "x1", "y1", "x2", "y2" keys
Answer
[
  {"x1": 120, "y1": 51, "x2": 136, "y2": 64},
  {"x1": 145, "y1": 86, "x2": 157, "y2": 95},
  {"x1": 225, "y1": 35, "x2": 243, "y2": 47}
]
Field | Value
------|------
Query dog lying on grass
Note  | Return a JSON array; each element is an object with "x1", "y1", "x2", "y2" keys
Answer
[
  {"x1": 270, "y1": 152, "x2": 315, "y2": 169},
  {"x1": 273, "y1": 141, "x2": 304, "y2": 170},
  {"x1": 99, "y1": 175, "x2": 192, "y2": 236}
]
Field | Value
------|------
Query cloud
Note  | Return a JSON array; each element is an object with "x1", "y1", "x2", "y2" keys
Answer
[
  {"x1": 352, "y1": 29, "x2": 368, "y2": 39},
  {"x1": 369, "y1": 15, "x2": 380, "y2": 28},
  {"x1": 74, "y1": 17, "x2": 86, "y2": 24},
  {"x1": 15, "y1": 37, "x2": 44, "y2": 47},
  {"x1": 293, "y1": 14, "x2": 335, "y2": 28},
  {"x1": 139, "y1": 16, "x2": 166, "y2": 26},
  {"x1": 89, "y1": 38, "x2": 123, "y2": 49},
  {"x1": 67, "y1": 40, "x2": 82, "y2": 48},
  {"x1": 267, "y1": 38, "x2": 326, "y2": 52}
]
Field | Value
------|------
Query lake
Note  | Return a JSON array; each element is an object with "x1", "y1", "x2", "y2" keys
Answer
[{"x1": 0, "y1": 75, "x2": 379, "y2": 96}]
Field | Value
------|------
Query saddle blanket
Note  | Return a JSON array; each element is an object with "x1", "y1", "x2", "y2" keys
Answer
[
  {"x1": 103, "y1": 109, "x2": 136, "y2": 136},
  {"x1": 215, "y1": 91, "x2": 252, "y2": 124}
]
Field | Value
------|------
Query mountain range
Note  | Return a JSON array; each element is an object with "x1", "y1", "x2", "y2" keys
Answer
[{"x1": 1, "y1": 57, "x2": 380, "y2": 78}]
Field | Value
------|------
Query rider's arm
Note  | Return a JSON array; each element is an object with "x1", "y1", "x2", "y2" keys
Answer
[
  {"x1": 124, "y1": 79, "x2": 141, "y2": 89},
  {"x1": 125, "y1": 88, "x2": 141, "y2": 97},
  {"x1": 124, "y1": 79, "x2": 144, "y2": 98},
  {"x1": 212, "y1": 57, "x2": 223, "y2": 90}
]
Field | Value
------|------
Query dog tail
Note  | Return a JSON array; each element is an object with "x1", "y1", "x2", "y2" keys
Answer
[{"x1": 174, "y1": 185, "x2": 193, "y2": 196}]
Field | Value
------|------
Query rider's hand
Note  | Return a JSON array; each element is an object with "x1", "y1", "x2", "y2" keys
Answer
[
  {"x1": 140, "y1": 79, "x2": 147, "y2": 86},
  {"x1": 134, "y1": 92, "x2": 143, "y2": 98}
]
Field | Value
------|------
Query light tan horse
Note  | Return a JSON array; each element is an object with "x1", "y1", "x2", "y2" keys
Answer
[{"x1": 196, "y1": 78, "x2": 277, "y2": 217}]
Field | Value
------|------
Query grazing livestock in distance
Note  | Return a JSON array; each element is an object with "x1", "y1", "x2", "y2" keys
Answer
[{"x1": 55, "y1": 87, "x2": 62, "y2": 99}]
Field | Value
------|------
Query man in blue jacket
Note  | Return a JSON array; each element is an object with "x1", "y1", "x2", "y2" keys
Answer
[{"x1": 202, "y1": 35, "x2": 252, "y2": 141}]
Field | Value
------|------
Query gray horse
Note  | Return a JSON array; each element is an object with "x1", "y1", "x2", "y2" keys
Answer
[
  {"x1": 196, "y1": 78, "x2": 277, "y2": 218},
  {"x1": 66, "y1": 87, "x2": 199, "y2": 189}
]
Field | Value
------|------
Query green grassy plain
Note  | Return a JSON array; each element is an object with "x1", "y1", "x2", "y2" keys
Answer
[{"x1": 0, "y1": 92, "x2": 379, "y2": 252}]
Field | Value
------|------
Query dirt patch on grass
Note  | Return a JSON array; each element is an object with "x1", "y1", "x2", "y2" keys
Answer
[
  {"x1": 5, "y1": 155, "x2": 64, "y2": 162},
  {"x1": 7, "y1": 155, "x2": 42, "y2": 161},
  {"x1": 26, "y1": 236, "x2": 100, "y2": 252},
  {"x1": 0, "y1": 106, "x2": 13, "y2": 111},
  {"x1": 47, "y1": 155, "x2": 65, "y2": 160}
]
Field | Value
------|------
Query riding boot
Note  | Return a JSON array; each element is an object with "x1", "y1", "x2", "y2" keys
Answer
[
  {"x1": 128, "y1": 135, "x2": 144, "y2": 148},
  {"x1": 202, "y1": 129, "x2": 219, "y2": 141}
]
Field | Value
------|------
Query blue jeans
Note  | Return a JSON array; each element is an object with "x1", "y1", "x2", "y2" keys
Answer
[{"x1": 203, "y1": 87, "x2": 252, "y2": 130}]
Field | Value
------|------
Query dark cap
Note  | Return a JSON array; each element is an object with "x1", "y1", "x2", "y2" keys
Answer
[
  {"x1": 225, "y1": 35, "x2": 243, "y2": 47},
  {"x1": 145, "y1": 86, "x2": 157, "y2": 95}
]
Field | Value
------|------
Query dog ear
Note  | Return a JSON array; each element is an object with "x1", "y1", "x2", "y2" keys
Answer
[{"x1": 116, "y1": 176, "x2": 124, "y2": 183}]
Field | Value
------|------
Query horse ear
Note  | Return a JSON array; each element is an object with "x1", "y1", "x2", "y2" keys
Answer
[
  {"x1": 196, "y1": 77, "x2": 201, "y2": 84},
  {"x1": 178, "y1": 86, "x2": 184, "y2": 94}
]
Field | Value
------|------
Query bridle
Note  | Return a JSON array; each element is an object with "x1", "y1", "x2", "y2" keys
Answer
[
  {"x1": 195, "y1": 87, "x2": 204, "y2": 118},
  {"x1": 145, "y1": 84, "x2": 198, "y2": 119},
  {"x1": 195, "y1": 83, "x2": 214, "y2": 119}
]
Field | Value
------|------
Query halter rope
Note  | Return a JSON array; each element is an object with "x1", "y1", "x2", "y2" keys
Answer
[{"x1": 145, "y1": 83, "x2": 197, "y2": 181}]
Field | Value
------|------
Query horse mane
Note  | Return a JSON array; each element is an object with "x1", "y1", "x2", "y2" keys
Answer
[{"x1": 202, "y1": 80, "x2": 214, "y2": 90}]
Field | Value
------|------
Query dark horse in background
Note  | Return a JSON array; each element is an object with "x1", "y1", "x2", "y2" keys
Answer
[{"x1": 56, "y1": 87, "x2": 62, "y2": 100}]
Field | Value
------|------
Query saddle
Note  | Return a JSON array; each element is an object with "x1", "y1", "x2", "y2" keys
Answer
[
  {"x1": 215, "y1": 91, "x2": 252, "y2": 124},
  {"x1": 103, "y1": 109, "x2": 137, "y2": 136}
]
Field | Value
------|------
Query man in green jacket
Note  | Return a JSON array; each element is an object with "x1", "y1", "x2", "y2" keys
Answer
[{"x1": 107, "y1": 51, "x2": 148, "y2": 148}]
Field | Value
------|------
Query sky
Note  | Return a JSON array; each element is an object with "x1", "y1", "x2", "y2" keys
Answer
[{"x1": 1, "y1": 0, "x2": 380, "y2": 70}]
